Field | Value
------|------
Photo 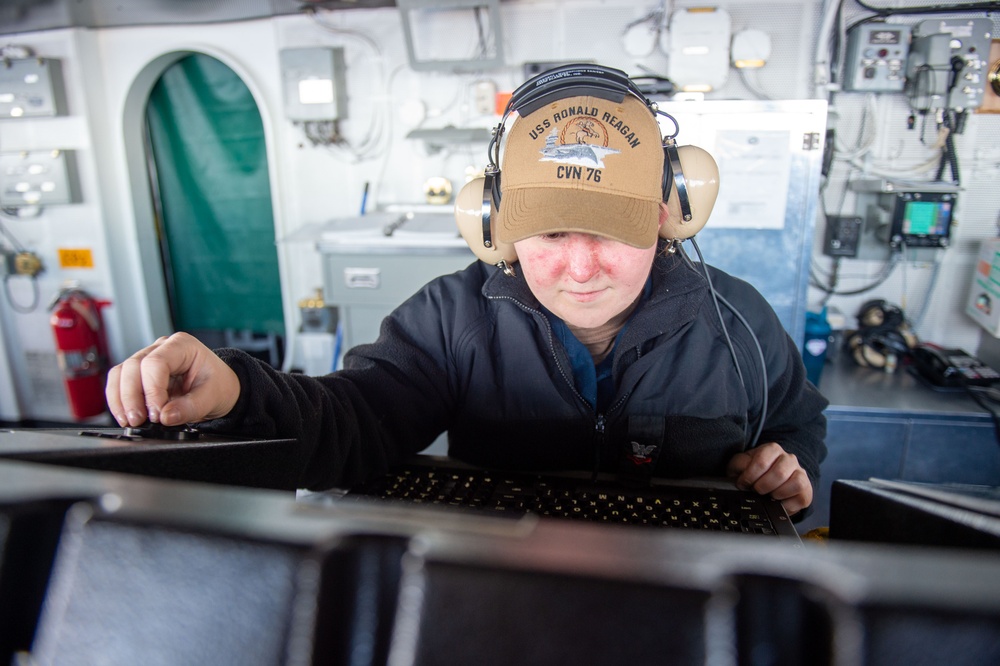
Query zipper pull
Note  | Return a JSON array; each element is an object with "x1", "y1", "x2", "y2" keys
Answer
[{"x1": 592, "y1": 414, "x2": 607, "y2": 481}]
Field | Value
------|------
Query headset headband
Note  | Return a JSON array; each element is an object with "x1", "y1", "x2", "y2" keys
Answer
[{"x1": 505, "y1": 64, "x2": 645, "y2": 117}]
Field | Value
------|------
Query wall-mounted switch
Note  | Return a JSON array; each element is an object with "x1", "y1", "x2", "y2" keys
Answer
[
  {"x1": 0, "y1": 150, "x2": 80, "y2": 206},
  {"x1": 0, "y1": 58, "x2": 66, "y2": 117}
]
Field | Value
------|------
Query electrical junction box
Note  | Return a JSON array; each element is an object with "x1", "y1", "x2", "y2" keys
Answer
[
  {"x1": 279, "y1": 47, "x2": 347, "y2": 121},
  {"x1": 0, "y1": 150, "x2": 80, "y2": 206},
  {"x1": 666, "y1": 8, "x2": 731, "y2": 92},
  {"x1": 823, "y1": 216, "x2": 862, "y2": 257},
  {"x1": 0, "y1": 57, "x2": 66, "y2": 117},
  {"x1": 908, "y1": 18, "x2": 993, "y2": 111},
  {"x1": 844, "y1": 23, "x2": 911, "y2": 92},
  {"x1": 966, "y1": 238, "x2": 1000, "y2": 338}
]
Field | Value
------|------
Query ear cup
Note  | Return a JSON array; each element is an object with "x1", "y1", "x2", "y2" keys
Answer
[
  {"x1": 857, "y1": 299, "x2": 904, "y2": 329},
  {"x1": 857, "y1": 299, "x2": 887, "y2": 327},
  {"x1": 858, "y1": 341, "x2": 887, "y2": 368},
  {"x1": 457, "y1": 144, "x2": 721, "y2": 265},
  {"x1": 660, "y1": 145, "x2": 720, "y2": 241},
  {"x1": 847, "y1": 330, "x2": 886, "y2": 368},
  {"x1": 454, "y1": 177, "x2": 517, "y2": 266},
  {"x1": 846, "y1": 326, "x2": 914, "y2": 370}
]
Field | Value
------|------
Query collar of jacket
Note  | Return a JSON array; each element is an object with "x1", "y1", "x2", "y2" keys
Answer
[{"x1": 480, "y1": 241, "x2": 710, "y2": 348}]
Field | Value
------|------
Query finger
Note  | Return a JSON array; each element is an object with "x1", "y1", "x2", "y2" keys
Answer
[
  {"x1": 159, "y1": 390, "x2": 214, "y2": 426},
  {"x1": 726, "y1": 451, "x2": 752, "y2": 479},
  {"x1": 746, "y1": 451, "x2": 801, "y2": 496},
  {"x1": 733, "y1": 442, "x2": 783, "y2": 491},
  {"x1": 159, "y1": 370, "x2": 239, "y2": 426},
  {"x1": 778, "y1": 492, "x2": 810, "y2": 517},
  {"x1": 104, "y1": 363, "x2": 126, "y2": 426},
  {"x1": 137, "y1": 350, "x2": 178, "y2": 424},
  {"x1": 155, "y1": 333, "x2": 240, "y2": 425},
  {"x1": 117, "y1": 353, "x2": 155, "y2": 426},
  {"x1": 769, "y1": 470, "x2": 813, "y2": 515},
  {"x1": 112, "y1": 336, "x2": 172, "y2": 426}
]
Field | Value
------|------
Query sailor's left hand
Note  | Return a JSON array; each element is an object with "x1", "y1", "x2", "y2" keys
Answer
[{"x1": 726, "y1": 442, "x2": 813, "y2": 516}]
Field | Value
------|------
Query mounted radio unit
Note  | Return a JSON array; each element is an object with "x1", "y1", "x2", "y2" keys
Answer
[
  {"x1": 849, "y1": 179, "x2": 959, "y2": 258},
  {"x1": 887, "y1": 190, "x2": 955, "y2": 249}
]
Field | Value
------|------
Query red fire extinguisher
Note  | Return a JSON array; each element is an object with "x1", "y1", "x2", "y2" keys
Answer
[{"x1": 49, "y1": 287, "x2": 111, "y2": 420}]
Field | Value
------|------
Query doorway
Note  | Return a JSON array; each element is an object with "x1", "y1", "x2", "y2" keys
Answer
[{"x1": 144, "y1": 53, "x2": 284, "y2": 366}]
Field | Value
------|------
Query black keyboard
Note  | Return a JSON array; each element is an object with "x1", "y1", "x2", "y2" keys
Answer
[{"x1": 347, "y1": 462, "x2": 798, "y2": 539}]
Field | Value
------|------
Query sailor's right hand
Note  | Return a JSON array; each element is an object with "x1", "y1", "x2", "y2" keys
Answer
[{"x1": 105, "y1": 332, "x2": 241, "y2": 428}]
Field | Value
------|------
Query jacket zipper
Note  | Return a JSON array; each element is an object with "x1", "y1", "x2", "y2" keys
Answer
[
  {"x1": 489, "y1": 294, "x2": 630, "y2": 479},
  {"x1": 593, "y1": 413, "x2": 606, "y2": 480}
]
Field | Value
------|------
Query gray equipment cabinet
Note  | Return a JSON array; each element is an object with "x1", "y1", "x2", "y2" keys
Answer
[{"x1": 314, "y1": 209, "x2": 475, "y2": 352}]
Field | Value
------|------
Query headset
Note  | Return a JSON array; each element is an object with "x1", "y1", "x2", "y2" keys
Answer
[
  {"x1": 846, "y1": 299, "x2": 918, "y2": 370},
  {"x1": 454, "y1": 63, "x2": 720, "y2": 276},
  {"x1": 856, "y1": 299, "x2": 905, "y2": 330},
  {"x1": 452, "y1": 64, "x2": 774, "y2": 450}
]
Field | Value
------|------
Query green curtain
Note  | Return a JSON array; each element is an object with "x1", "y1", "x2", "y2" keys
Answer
[{"x1": 145, "y1": 54, "x2": 283, "y2": 335}]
